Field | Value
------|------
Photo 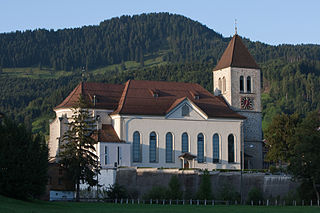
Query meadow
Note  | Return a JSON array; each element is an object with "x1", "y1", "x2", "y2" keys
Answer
[{"x1": 1, "y1": 196, "x2": 319, "y2": 213}]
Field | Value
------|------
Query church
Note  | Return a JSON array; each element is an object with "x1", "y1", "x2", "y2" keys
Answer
[{"x1": 49, "y1": 33, "x2": 263, "y2": 171}]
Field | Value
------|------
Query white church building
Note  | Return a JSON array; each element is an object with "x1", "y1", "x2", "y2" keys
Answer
[{"x1": 49, "y1": 33, "x2": 263, "y2": 174}]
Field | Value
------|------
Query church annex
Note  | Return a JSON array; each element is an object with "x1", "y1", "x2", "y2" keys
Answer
[{"x1": 49, "y1": 33, "x2": 263, "y2": 171}]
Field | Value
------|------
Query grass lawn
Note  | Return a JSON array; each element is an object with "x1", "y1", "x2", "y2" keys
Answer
[{"x1": 0, "y1": 196, "x2": 319, "y2": 213}]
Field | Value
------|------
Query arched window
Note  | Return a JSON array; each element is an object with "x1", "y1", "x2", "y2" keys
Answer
[
  {"x1": 247, "y1": 76, "x2": 251, "y2": 93},
  {"x1": 218, "y1": 78, "x2": 222, "y2": 91},
  {"x1": 166, "y1": 132, "x2": 173, "y2": 163},
  {"x1": 197, "y1": 133, "x2": 204, "y2": 163},
  {"x1": 149, "y1": 132, "x2": 157, "y2": 163},
  {"x1": 228, "y1": 134, "x2": 235, "y2": 163},
  {"x1": 181, "y1": 133, "x2": 188, "y2": 153},
  {"x1": 240, "y1": 76, "x2": 244, "y2": 92},
  {"x1": 222, "y1": 77, "x2": 226, "y2": 93},
  {"x1": 182, "y1": 105, "x2": 189, "y2": 116},
  {"x1": 212, "y1": 134, "x2": 219, "y2": 163},
  {"x1": 133, "y1": 131, "x2": 141, "y2": 162}
]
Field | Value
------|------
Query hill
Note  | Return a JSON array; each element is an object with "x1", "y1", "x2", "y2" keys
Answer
[{"x1": 0, "y1": 13, "x2": 319, "y2": 134}]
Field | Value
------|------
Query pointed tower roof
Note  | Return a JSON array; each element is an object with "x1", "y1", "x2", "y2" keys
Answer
[{"x1": 213, "y1": 34, "x2": 259, "y2": 71}]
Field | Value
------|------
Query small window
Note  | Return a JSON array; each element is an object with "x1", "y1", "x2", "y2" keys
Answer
[
  {"x1": 247, "y1": 76, "x2": 251, "y2": 93},
  {"x1": 218, "y1": 78, "x2": 222, "y2": 91},
  {"x1": 117, "y1": 146, "x2": 121, "y2": 165},
  {"x1": 58, "y1": 178, "x2": 62, "y2": 185},
  {"x1": 182, "y1": 105, "x2": 189, "y2": 116},
  {"x1": 222, "y1": 77, "x2": 226, "y2": 93},
  {"x1": 48, "y1": 176, "x2": 52, "y2": 185},
  {"x1": 104, "y1": 146, "x2": 108, "y2": 165},
  {"x1": 240, "y1": 76, "x2": 244, "y2": 92}
]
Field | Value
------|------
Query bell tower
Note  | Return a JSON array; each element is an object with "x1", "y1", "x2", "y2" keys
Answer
[{"x1": 213, "y1": 34, "x2": 262, "y2": 169}]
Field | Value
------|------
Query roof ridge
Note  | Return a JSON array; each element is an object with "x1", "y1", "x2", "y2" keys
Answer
[
  {"x1": 54, "y1": 82, "x2": 82, "y2": 109},
  {"x1": 113, "y1": 80, "x2": 131, "y2": 114}
]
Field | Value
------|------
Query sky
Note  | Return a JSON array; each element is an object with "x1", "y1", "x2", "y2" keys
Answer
[{"x1": 1, "y1": 0, "x2": 319, "y2": 45}]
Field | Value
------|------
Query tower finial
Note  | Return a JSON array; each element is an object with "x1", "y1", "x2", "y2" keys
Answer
[{"x1": 235, "y1": 19, "x2": 237, "y2": 35}]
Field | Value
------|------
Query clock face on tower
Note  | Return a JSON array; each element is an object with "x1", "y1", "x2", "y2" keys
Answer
[{"x1": 241, "y1": 97, "x2": 254, "y2": 110}]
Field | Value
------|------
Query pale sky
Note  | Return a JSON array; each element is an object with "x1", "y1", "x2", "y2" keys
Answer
[{"x1": 1, "y1": 0, "x2": 319, "y2": 45}]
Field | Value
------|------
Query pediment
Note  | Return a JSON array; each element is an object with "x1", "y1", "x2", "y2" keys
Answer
[{"x1": 165, "y1": 98, "x2": 208, "y2": 120}]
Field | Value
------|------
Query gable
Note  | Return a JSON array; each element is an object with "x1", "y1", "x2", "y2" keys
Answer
[{"x1": 166, "y1": 98, "x2": 208, "y2": 120}]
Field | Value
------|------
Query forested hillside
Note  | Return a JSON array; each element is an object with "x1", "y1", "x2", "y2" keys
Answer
[{"x1": 0, "y1": 13, "x2": 319, "y2": 134}]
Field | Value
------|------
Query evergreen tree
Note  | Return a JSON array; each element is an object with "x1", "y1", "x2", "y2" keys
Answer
[
  {"x1": 58, "y1": 95, "x2": 99, "y2": 201},
  {"x1": 196, "y1": 169, "x2": 212, "y2": 200},
  {"x1": 0, "y1": 116, "x2": 48, "y2": 199},
  {"x1": 167, "y1": 175, "x2": 182, "y2": 199}
]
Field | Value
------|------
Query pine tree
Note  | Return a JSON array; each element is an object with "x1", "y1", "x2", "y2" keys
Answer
[
  {"x1": 58, "y1": 95, "x2": 99, "y2": 201},
  {"x1": 0, "y1": 116, "x2": 48, "y2": 199}
]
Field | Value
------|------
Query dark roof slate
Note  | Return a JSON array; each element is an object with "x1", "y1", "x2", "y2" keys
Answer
[{"x1": 213, "y1": 34, "x2": 259, "y2": 71}]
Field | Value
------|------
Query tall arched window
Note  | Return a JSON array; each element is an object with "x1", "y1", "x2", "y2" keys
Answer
[
  {"x1": 222, "y1": 77, "x2": 226, "y2": 93},
  {"x1": 182, "y1": 133, "x2": 188, "y2": 153},
  {"x1": 228, "y1": 134, "x2": 235, "y2": 163},
  {"x1": 166, "y1": 132, "x2": 173, "y2": 163},
  {"x1": 212, "y1": 134, "x2": 219, "y2": 163},
  {"x1": 218, "y1": 78, "x2": 222, "y2": 91},
  {"x1": 133, "y1": 131, "x2": 141, "y2": 162},
  {"x1": 240, "y1": 76, "x2": 244, "y2": 92},
  {"x1": 149, "y1": 132, "x2": 157, "y2": 163},
  {"x1": 247, "y1": 76, "x2": 251, "y2": 93},
  {"x1": 197, "y1": 133, "x2": 204, "y2": 163}
]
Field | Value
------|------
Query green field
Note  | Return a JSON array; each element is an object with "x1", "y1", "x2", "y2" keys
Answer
[
  {"x1": 0, "y1": 51, "x2": 168, "y2": 80},
  {"x1": 0, "y1": 196, "x2": 319, "y2": 213}
]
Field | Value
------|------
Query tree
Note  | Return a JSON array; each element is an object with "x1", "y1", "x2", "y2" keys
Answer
[
  {"x1": 265, "y1": 111, "x2": 320, "y2": 200},
  {"x1": 58, "y1": 95, "x2": 99, "y2": 201},
  {"x1": 288, "y1": 111, "x2": 320, "y2": 200},
  {"x1": 264, "y1": 113, "x2": 300, "y2": 164},
  {"x1": 0, "y1": 116, "x2": 48, "y2": 200},
  {"x1": 196, "y1": 169, "x2": 212, "y2": 200},
  {"x1": 167, "y1": 175, "x2": 182, "y2": 199}
]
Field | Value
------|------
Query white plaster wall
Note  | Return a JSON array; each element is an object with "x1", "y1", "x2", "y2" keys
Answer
[
  {"x1": 49, "y1": 108, "x2": 113, "y2": 160},
  {"x1": 120, "y1": 115, "x2": 242, "y2": 170},
  {"x1": 99, "y1": 142, "x2": 131, "y2": 168},
  {"x1": 112, "y1": 116, "x2": 122, "y2": 139},
  {"x1": 213, "y1": 67, "x2": 232, "y2": 105},
  {"x1": 98, "y1": 169, "x2": 117, "y2": 188},
  {"x1": 167, "y1": 100, "x2": 207, "y2": 120}
]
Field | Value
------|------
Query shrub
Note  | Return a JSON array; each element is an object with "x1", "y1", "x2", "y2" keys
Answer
[
  {"x1": 143, "y1": 186, "x2": 167, "y2": 200},
  {"x1": 167, "y1": 175, "x2": 182, "y2": 199},
  {"x1": 246, "y1": 187, "x2": 263, "y2": 204},
  {"x1": 196, "y1": 169, "x2": 212, "y2": 200},
  {"x1": 106, "y1": 183, "x2": 127, "y2": 199},
  {"x1": 217, "y1": 183, "x2": 240, "y2": 202}
]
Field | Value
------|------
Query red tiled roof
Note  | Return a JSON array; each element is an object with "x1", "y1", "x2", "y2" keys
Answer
[
  {"x1": 112, "y1": 80, "x2": 245, "y2": 119},
  {"x1": 213, "y1": 34, "x2": 259, "y2": 71},
  {"x1": 98, "y1": 124, "x2": 123, "y2": 143},
  {"x1": 55, "y1": 82, "x2": 124, "y2": 110},
  {"x1": 56, "y1": 80, "x2": 245, "y2": 119}
]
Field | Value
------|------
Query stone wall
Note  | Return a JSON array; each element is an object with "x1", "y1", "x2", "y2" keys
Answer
[{"x1": 116, "y1": 168, "x2": 299, "y2": 200}]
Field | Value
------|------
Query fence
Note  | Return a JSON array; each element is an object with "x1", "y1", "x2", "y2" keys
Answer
[{"x1": 73, "y1": 198, "x2": 320, "y2": 207}]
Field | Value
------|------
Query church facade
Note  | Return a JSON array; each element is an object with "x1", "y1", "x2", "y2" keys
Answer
[{"x1": 49, "y1": 34, "x2": 262, "y2": 171}]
